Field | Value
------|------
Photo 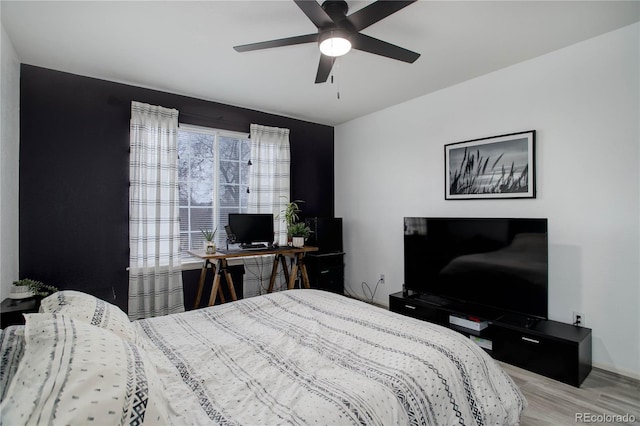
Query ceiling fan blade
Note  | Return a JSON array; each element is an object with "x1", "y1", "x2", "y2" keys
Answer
[
  {"x1": 294, "y1": 0, "x2": 335, "y2": 29},
  {"x1": 348, "y1": 0, "x2": 416, "y2": 32},
  {"x1": 315, "y1": 54, "x2": 335, "y2": 83},
  {"x1": 351, "y1": 33, "x2": 420, "y2": 63},
  {"x1": 234, "y1": 33, "x2": 318, "y2": 52}
]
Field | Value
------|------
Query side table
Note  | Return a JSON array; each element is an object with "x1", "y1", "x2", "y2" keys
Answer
[{"x1": 1, "y1": 297, "x2": 40, "y2": 327}]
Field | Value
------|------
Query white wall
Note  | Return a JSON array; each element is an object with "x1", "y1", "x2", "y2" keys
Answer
[
  {"x1": 335, "y1": 23, "x2": 639, "y2": 379},
  {"x1": 1, "y1": 19, "x2": 21, "y2": 300}
]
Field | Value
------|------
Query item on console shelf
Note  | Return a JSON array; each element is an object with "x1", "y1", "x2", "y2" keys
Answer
[
  {"x1": 469, "y1": 335, "x2": 493, "y2": 351},
  {"x1": 449, "y1": 315, "x2": 489, "y2": 331}
]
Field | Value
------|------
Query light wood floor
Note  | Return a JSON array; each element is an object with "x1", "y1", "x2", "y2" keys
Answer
[{"x1": 499, "y1": 362, "x2": 640, "y2": 425}]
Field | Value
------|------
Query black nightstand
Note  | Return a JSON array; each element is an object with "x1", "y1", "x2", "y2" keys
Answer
[
  {"x1": 305, "y1": 252, "x2": 345, "y2": 294},
  {"x1": 1, "y1": 297, "x2": 40, "y2": 327}
]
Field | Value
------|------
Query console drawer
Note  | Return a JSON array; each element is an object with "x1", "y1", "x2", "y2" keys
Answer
[
  {"x1": 389, "y1": 298, "x2": 442, "y2": 323},
  {"x1": 492, "y1": 326, "x2": 587, "y2": 386}
]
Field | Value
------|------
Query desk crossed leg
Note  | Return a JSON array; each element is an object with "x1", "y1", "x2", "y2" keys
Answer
[
  {"x1": 191, "y1": 246, "x2": 318, "y2": 307},
  {"x1": 267, "y1": 254, "x2": 291, "y2": 293},
  {"x1": 267, "y1": 252, "x2": 311, "y2": 292},
  {"x1": 193, "y1": 259, "x2": 237, "y2": 309}
]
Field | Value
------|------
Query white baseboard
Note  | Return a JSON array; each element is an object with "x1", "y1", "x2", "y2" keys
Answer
[{"x1": 592, "y1": 362, "x2": 640, "y2": 382}]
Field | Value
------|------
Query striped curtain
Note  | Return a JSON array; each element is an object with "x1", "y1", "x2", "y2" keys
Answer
[
  {"x1": 128, "y1": 101, "x2": 184, "y2": 320},
  {"x1": 248, "y1": 124, "x2": 291, "y2": 246}
]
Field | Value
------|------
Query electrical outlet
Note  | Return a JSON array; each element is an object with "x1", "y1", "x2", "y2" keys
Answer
[
  {"x1": 380, "y1": 274, "x2": 385, "y2": 284},
  {"x1": 573, "y1": 312, "x2": 584, "y2": 326}
]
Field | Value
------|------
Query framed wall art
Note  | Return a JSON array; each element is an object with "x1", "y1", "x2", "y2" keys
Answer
[{"x1": 445, "y1": 130, "x2": 536, "y2": 200}]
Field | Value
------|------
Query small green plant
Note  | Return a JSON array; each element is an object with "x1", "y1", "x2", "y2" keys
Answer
[
  {"x1": 12, "y1": 278, "x2": 58, "y2": 297},
  {"x1": 278, "y1": 198, "x2": 305, "y2": 228},
  {"x1": 287, "y1": 222, "x2": 311, "y2": 238},
  {"x1": 200, "y1": 227, "x2": 217, "y2": 242}
]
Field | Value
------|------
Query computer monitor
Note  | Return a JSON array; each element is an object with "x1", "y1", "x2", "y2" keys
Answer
[{"x1": 227, "y1": 214, "x2": 274, "y2": 246}]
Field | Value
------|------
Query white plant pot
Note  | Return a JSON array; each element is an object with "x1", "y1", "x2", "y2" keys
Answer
[
  {"x1": 9, "y1": 285, "x2": 34, "y2": 299},
  {"x1": 292, "y1": 237, "x2": 305, "y2": 248},
  {"x1": 205, "y1": 241, "x2": 216, "y2": 254}
]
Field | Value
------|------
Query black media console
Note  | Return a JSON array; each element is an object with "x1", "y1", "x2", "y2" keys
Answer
[{"x1": 389, "y1": 291, "x2": 592, "y2": 387}]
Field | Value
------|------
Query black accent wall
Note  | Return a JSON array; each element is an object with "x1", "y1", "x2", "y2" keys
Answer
[{"x1": 19, "y1": 64, "x2": 334, "y2": 313}]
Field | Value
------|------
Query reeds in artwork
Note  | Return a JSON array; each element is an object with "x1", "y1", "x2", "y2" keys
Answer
[{"x1": 449, "y1": 147, "x2": 529, "y2": 195}]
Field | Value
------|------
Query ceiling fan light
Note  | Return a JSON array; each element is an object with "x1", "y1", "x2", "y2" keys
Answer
[{"x1": 319, "y1": 31, "x2": 351, "y2": 57}]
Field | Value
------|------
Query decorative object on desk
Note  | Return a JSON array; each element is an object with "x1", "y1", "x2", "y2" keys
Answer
[
  {"x1": 278, "y1": 198, "x2": 305, "y2": 244},
  {"x1": 224, "y1": 224, "x2": 236, "y2": 250},
  {"x1": 280, "y1": 199, "x2": 304, "y2": 227},
  {"x1": 288, "y1": 222, "x2": 311, "y2": 248},
  {"x1": 201, "y1": 227, "x2": 217, "y2": 254},
  {"x1": 11, "y1": 278, "x2": 58, "y2": 299},
  {"x1": 445, "y1": 130, "x2": 536, "y2": 200}
]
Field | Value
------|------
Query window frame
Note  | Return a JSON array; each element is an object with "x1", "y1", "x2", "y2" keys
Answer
[{"x1": 178, "y1": 123, "x2": 250, "y2": 260}]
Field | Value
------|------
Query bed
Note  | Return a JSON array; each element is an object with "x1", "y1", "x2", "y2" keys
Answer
[{"x1": 1, "y1": 289, "x2": 526, "y2": 425}]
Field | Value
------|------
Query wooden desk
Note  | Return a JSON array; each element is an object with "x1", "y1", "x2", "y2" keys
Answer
[{"x1": 189, "y1": 246, "x2": 319, "y2": 308}]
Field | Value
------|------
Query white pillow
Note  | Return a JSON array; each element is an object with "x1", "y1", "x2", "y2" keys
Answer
[
  {"x1": 39, "y1": 290, "x2": 136, "y2": 342},
  {"x1": 0, "y1": 313, "x2": 170, "y2": 425}
]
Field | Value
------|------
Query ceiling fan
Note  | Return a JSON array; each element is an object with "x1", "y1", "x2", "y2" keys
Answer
[{"x1": 233, "y1": 0, "x2": 421, "y2": 84}]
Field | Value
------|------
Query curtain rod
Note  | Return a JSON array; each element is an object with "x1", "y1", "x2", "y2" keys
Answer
[{"x1": 109, "y1": 96, "x2": 250, "y2": 133}]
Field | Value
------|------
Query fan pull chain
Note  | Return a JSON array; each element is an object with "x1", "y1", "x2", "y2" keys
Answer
[
  {"x1": 333, "y1": 58, "x2": 341, "y2": 100},
  {"x1": 331, "y1": 75, "x2": 340, "y2": 100}
]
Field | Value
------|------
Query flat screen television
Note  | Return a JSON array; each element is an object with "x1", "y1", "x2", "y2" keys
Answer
[
  {"x1": 404, "y1": 217, "x2": 548, "y2": 320},
  {"x1": 228, "y1": 213, "x2": 274, "y2": 246}
]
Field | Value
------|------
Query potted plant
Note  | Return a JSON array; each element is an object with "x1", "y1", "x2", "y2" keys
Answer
[
  {"x1": 11, "y1": 278, "x2": 58, "y2": 299},
  {"x1": 278, "y1": 198, "x2": 305, "y2": 245},
  {"x1": 279, "y1": 199, "x2": 305, "y2": 226},
  {"x1": 201, "y1": 227, "x2": 218, "y2": 254},
  {"x1": 288, "y1": 222, "x2": 311, "y2": 248}
]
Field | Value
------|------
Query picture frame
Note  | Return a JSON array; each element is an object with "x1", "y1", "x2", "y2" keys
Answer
[{"x1": 445, "y1": 130, "x2": 536, "y2": 200}]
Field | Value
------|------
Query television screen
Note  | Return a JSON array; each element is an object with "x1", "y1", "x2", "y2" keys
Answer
[
  {"x1": 404, "y1": 217, "x2": 548, "y2": 319},
  {"x1": 228, "y1": 214, "x2": 274, "y2": 246}
]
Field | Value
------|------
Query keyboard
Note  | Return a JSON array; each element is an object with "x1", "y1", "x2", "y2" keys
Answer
[{"x1": 241, "y1": 243, "x2": 268, "y2": 250}]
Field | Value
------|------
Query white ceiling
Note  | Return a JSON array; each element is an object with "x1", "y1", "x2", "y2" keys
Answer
[{"x1": 2, "y1": 1, "x2": 638, "y2": 126}]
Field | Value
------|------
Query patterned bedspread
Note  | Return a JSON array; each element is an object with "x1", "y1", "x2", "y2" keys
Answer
[{"x1": 134, "y1": 289, "x2": 526, "y2": 425}]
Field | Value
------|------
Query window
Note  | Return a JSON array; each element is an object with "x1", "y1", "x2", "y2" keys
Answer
[{"x1": 178, "y1": 125, "x2": 251, "y2": 256}]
